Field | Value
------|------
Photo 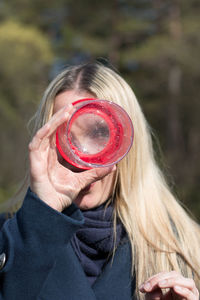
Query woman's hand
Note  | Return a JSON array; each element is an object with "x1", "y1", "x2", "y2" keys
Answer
[
  {"x1": 139, "y1": 271, "x2": 199, "y2": 300},
  {"x1": 29, "y1": 104, "x2": 115, "y2": 212}
]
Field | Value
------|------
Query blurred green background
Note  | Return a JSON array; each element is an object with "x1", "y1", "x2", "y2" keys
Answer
[{"x1": 0, "y1": 0, "x2": 199, "y2": 219}]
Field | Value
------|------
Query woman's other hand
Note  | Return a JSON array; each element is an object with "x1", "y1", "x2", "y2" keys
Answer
[
  {"x1": 29, "y1": 104, "x2": 115, "y2": 212},
  {"x1": 139, "y1": 271, "x2": 199, "y2": 300}
]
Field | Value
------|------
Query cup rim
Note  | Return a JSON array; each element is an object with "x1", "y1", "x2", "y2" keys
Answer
[{"x1": 56, "y1": 98, "x2": 134, "y2": 169}]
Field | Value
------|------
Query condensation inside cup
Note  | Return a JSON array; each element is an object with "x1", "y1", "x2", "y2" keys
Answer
[{"x1": 68, "y1": 113, "x2": 110, "y2": 154}]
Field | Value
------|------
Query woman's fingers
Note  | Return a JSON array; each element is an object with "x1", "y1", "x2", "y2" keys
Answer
[
  {"x1": 29, "y1": 104, "x2": 73, "y2": 152},
  {"x1": 173, "y1": 285, "x2": 199, "y2": 300},
  {"x1": 158, "y1": 277, "x2": 197, "y2": 293},
  {"x1": 140, "y1": 271, "x2": 199, "y2": 300},
  {"x1": 140, "y1": 271, "x2": 196, "y2": 293},
  {"x1": 29, "y1": 123, "x2": 50, "y2": 151},
  {"x1": 45, "y1": 104, "x2": 73, "y2": 138},
  {"x1": 75, "y1": 165, "x2": 116, "y2": 191},
  {"x1": 140, "y1": 271, "x2": 180, "y2": 292}
]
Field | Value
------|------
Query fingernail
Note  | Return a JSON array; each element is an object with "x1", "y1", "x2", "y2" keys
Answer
[
  {"x1": 144, "y1": 282, "x2": 151, "y2": 291},
  {"x1": 111, "y1": 165, "x2": 117, "y2": 171},
  {"x1": 174, "y1": 286, "x2": 182, "y2": 291},
  {"x1": 159, "y1": 280, "x2": 167, "y2": 287}
]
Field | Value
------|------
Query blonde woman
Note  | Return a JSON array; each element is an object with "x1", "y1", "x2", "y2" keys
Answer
[{"x1": 0, "y1": 62, "x2": 199, "y2": 300}]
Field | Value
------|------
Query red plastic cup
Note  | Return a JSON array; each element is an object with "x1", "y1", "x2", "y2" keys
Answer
[{"x1": 56, "y1": 98, "x2": 134, "y2": 169}]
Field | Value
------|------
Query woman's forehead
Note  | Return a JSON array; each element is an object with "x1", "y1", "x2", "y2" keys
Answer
[{"x1": 53, "y1": 90, "x2": 94, "y2": 114}]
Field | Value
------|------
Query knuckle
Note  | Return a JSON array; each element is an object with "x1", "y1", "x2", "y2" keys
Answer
[
  {"x1": 188, "y1": 278, "x2": 195, "y2": 288},
  {"x1": 171, "y1": 270, "x2": 179, "y2": 276},
  {"x1": 35, "y1": 128, "x2": 43, "y2": 138},
  {"x1": 93, "y1": 169, "x2": 100, "y2": 178},
  {"x1": 28, "y1": 141, "x2": 34, "y2": 151},
  {"x1": 184, "y1": 288, "x2": 192, "y2": 297},
  {"x1": 95, "y1": 168, "x2": 109, "y2": 179}
]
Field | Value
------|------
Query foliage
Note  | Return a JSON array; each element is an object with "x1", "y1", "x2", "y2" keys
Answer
[
  {"x1": 0, "y1": 20, "x2": 53, "y2": 197},
  {"x1": 0, "y1": 1, "x2": 199, "y2": 219}
]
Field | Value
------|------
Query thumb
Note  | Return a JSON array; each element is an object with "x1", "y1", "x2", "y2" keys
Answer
[{"x1": 76, "y1": 165, "x2": 116, "y2": 190}]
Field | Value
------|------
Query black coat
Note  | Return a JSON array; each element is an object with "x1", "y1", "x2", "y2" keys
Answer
[{"x1": 0, "y1": 189, "x2": 135, "y2": 299}]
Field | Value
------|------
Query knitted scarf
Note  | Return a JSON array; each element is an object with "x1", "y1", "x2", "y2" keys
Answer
[{"x1": 70, "y1": 202, "x2": 125, "y2": 285}]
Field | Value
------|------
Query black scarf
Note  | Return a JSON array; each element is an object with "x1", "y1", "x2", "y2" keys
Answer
[{"x1": 70, "y1": 202, "x2": 125, "y2": 285}]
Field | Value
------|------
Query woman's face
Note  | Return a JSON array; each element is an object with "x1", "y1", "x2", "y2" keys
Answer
[{"x1": 53, "y1": 90, "x2": 116, "y2": 210}]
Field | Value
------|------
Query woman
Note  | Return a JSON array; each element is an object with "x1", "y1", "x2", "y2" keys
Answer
[{"x1": 0, "y1": 62, "x2": 199, "y2": 300}]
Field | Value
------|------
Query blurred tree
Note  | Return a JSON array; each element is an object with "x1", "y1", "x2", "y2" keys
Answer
[
  {"x1": 0, "y1": 0, "x2": 199, "y2": 218},
  {"x1": 119, "y1": 0, "x2": 200, "y2": 215},
  {"x1": 59, "y1": 0, "x2": 200, "y2": 216},
  {"x1": 0, "y1": 20, "x2": 53, "y2": 202}
]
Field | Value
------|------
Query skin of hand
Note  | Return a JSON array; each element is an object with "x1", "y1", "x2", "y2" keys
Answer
[
  {"x1": 139, "y1": 271, "x2": 199, "y2": 300},
  {"x1": 29, "y1": 99, "x2": 116, "y2": 212}
]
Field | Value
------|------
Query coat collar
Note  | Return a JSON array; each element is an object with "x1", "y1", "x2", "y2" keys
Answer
[{"x1": 38, "y1": 239, "x2": 134, "y2": 300}]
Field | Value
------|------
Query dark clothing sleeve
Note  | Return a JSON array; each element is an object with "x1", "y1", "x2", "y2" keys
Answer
[{"x1": 0, "y1": 188, "x2": 84, "y2": 300}]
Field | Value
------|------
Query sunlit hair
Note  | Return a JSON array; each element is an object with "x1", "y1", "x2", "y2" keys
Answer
[{"x1": 7, "y1": 62, "x2": 200, "y2": 298}]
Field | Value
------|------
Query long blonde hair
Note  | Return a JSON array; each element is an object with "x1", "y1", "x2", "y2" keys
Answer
[{"x1": 8, "y1": 62, "x2": 200, "y2": 298}]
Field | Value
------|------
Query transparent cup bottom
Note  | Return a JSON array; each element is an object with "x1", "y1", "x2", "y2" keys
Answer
[{"x1": 69, "y1": 112, "x2": 110, "y2": 155}]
